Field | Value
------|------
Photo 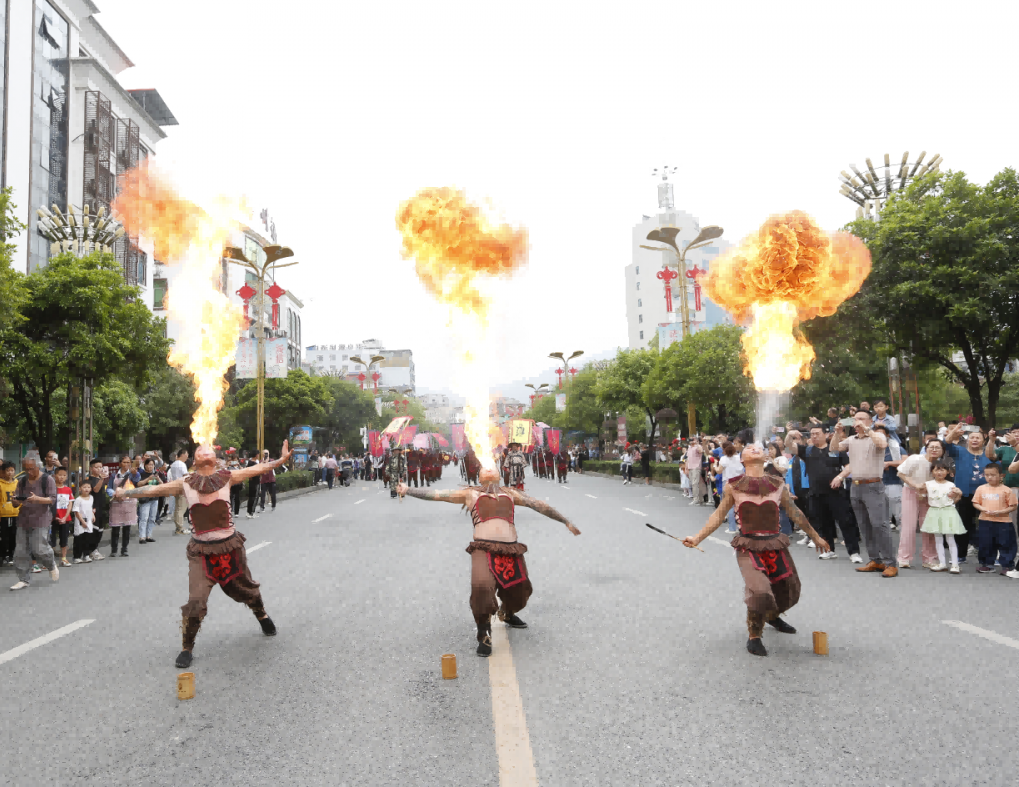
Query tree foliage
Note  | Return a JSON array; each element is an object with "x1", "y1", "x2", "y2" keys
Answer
[
  {"x1": 234, "y1": 370, "x2": 332, "y2": 450},
  {"x1": 850, "y1": 168, "x2": 1019, "y2": 427},
  {"x1": 143, "y1": 367, "x2": 198, "y2": 457},
  {"x1": 0, "y1": 252, "x2": 169, "y2": 455},
  {"x1": 595, "y1": 348, "x2": 663, "y2": 441}
]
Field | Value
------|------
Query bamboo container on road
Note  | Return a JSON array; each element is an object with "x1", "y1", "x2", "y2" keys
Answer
[
  {"x1": 812, "y1": 632, "x2": 829, "y2": 656},
  {"x1": 177, "y1": 671, "x2": 196, "y2": 700},
  {"x1": 441, "y1": 654, "x2": 458, "y2": 679}
]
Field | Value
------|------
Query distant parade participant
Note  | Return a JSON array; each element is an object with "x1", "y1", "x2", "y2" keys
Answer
[
  {"x1": 464, "y1": 450, "x2": 481, "y2": 485},
  {"x1": 682, "y1": 443, "x2": 829, "y2": 657},
  {"x1": 387, "y1": 447, "x2": 407, "y2": 499},
  {"x1": 406, "y1": 449, "x2": 421, "y2": 488},
  {"x1": 506, "y1": 442, "x2": 528, "y2": 491},
  {"x1": 397, "y1": 467, "x2": 580, "y2": 656},
  {"x1": 114, "y1": 441, "x2": 292, "y2": 669},
  {"x1": 556, "y1": 450, "x2": 569, "y2": 483},
  {"x1": 531, "y1": 450, "x2": 539, "y2": 478}
]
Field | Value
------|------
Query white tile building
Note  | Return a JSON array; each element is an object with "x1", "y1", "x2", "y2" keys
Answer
[{"x1": 304, "y1": 339, "x2": 415, "y2": 393}]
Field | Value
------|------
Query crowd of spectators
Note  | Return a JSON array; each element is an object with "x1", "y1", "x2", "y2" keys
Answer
[
  {"x1": 3, "y1": 446, "x2": 293, "y2": 591},
  {"x1": 675, "y1": 399, "x2": 1019, "y2": 578}
]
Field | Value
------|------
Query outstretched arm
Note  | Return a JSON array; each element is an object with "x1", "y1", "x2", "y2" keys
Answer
[
  {"x1": 117, "y1": 478, "x2": 186, "y2": 500},
  {"x1": 683, "y1": 484, "x2": 734, "y2": 548},
  {"x1": 505, "y1": 488, "x2": 580, "y2": 535},
  {"x1": 230, "y1": 441, "x2": 292, "y2": 484},
  {"x1": 780, "y1": 486, "x2": 829, "y2": 553},
  {"x1": 398, "y1": 484, "x2": 470, "y2": 505}
]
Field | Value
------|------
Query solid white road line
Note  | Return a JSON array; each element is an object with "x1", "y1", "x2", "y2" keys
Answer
[
  {"x1": 623, "y1": 508, "x2": 647, "y2": 516},
  {"x1": 246, "y1": 541, "x2": 271, "y2": 554},
  {"x1": 354, "y1": 499, "x2": 366, "y2": 505},
  {"x1": 489, "y1": 622, "x2": 539, "y2": 787},
  {"x1": 943, "y1": 620, "x2": 1019, "y2": 651},
  {"x1": 0, "y1": 620, "x2": 95, "y2": 666},
  {"x1": 585, "y1": 494, "x2": 597, "y2": 499},
  {"x1": 312, "y1": 514, "x2": 333, "y2": 523}
]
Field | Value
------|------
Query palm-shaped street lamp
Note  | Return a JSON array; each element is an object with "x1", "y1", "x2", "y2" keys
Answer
[{"x1": 548, "y1": 351, "x2": 584, "y2": 390}]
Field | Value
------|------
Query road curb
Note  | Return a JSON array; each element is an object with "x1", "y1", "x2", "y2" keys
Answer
[{"x1": 580, "y1": 470, "x2": 687, "y2": 492}]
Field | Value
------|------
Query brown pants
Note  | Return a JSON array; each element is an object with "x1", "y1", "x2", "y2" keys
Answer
[
  {"x1": 737, "y1": 548, "x2": 800, "y2": 638},
  {"x1": 182, "y1": 543, "x2": 263, "y2": 619},
  {"x1": 470, "y1": 550, "x2": 532, "y2": 642}
]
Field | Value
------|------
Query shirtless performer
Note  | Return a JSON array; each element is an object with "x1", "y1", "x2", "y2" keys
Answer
[
  {"x1": 115, "y1": 441, "x2": 291, "y2": 668},
  {"x1": 683, "y1": 443, "x2": 829, "y2": 657},
  {"x1": 398, "y1": 467, "x2": 581, "y2": 656}
]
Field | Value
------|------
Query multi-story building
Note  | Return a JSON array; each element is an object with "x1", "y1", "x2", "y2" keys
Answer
[
  {"x1": 624, "y1": 179, "x2": 734, "y2": 350},
  {"x1": 2, "y1": 1, "x2": 176, "y2": 290},
  {"x1": 490, "y1": 396, "x2": 526, "y2": 422},
  {"x1": 304, "y1": 339, "x2": 415, "y2": 393},
  {"x1": 420, "y1": 393, "x2": 453, "y2": 425}
]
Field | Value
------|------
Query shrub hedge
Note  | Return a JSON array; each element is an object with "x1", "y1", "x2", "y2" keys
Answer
[
  {"x1": 582, "y1": 460, "x2": 686, "y2": 484},
  {"x1": 238, "y1": 469, "x2": 316, "y2": 500}
]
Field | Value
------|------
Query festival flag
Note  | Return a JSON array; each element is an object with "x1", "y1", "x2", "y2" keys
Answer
[
  {"x1": 451, "y1": 424, "x2": 466, "y2": 452},
  {"x1": 412, "y1": 433, "x2": 431, "y2": 449},
  {"x1": 432, "y1": 433, "x2": 450, "y2": 447},
  {"x1": 510, "y1": 419, "x2": 534, "y2": 447},
  {"x1": 533, "y1": 422, "x2": 546, "y2": 448},
  {"x1": 399, "y1": 426, "x2": 418, "y2": 447},
  {"x1": 382, "y1": 416, "x2": 412, "y2": 436},
  {"x1": 548, "y1": 429, "x2": 561, "y2": 454},
  {"x1": 368, "y1": 430, "x2": 384, "y2": 457}
]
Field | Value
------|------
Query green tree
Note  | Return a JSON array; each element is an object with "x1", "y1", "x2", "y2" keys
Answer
[
  {"x1": 0, "y1": 187, "x2": 26, "y2": 340},
  {"x1": 850, "y1": 168, "x2": 1019, "y2": 428},
  {"x1": 0, "y1": 251, "x2": 169, "y2": 455},
  {"x1": 93, "y1": 380, "x2": 150, "y2": 451},
  {"x1": 595, "y1": 347, "x2": 662, "y2": 442},
  {"x1": 558, "y1": 366, "x2": 605, "y2": 436},
  {"x1": 646, "y1": 325, "x2": 755, "y2": 435},
  {"x1": 234, "y1": 370, "x2": 332, "y2": 450},
  {"x1": 318, "y1": 378, "x2": 378, "y2": 453},
  {"x1": 142, "y1": 367, "x2": 198, "y2": 457}
]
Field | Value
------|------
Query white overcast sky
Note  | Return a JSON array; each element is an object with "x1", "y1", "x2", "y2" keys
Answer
[{"x1": 96, "y1": 0, "x2": 1018, "y2": 398}]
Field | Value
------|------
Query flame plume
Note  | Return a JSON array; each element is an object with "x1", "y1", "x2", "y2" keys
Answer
[
  {"x1": 396, "y1": 187, "x2": 528, "y2": 470},
  {"x1": 704, "y1": 210, "x2": 871, "y2": 392},
  {"x1": 113, "y1": 166, "x2": 245, "y2": 445}
]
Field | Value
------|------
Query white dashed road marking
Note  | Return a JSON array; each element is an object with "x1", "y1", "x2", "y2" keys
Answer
[
  {"x1": 624, "y1": 508, "x2": 647, "y2": 516},
  {"x1": 489, "y1": 621, "x2": 539, "y2": 786},
  {"x1": 246, "y1": 541, "x2": 271, "y2": 554},
  {"x1": 354, "y1": 499, "x2": 366, "y2": 505},
  {"x1": 585, "y1": 494, "x2": 597, "y2": 499},
  {"x1": 0, "y1": 620, "x2": 95, "y2": 666},
  {"x1": 312, "y1": 514, "x2": 332, "y2": 523},
  {"x1": 943, "y1": 620, "x2": 1019, "y2": 651}
]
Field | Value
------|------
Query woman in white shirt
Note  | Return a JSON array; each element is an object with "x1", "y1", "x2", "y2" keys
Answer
[
  {"x1": 620, "y1": 448, "x2": 634, "y2": 485},
  {"x1": 718, "y1": 442, "x2": 745, "y2": 533},
  {"x1": 896, "y1": 439, "x2": 947, "y2": 569}
]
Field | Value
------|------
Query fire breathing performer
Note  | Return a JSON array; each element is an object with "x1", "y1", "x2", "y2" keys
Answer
[
  {"x1": 114, "y1": 441, "x2": 292, "y2": 668},
  {"x1": 682, "y1": 443, "x2": 829, "y2": 657},
  {"x1": 505, "y1": 442, "x2": 528, "y2": 490},
  {"x1": 397, "y1": 467, "x2": 580, "y2": 656}
]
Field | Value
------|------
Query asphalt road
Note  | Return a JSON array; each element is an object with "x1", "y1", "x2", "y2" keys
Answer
[{"x1": 3, "y1": 470, "x2": 1019, "y2": 786}]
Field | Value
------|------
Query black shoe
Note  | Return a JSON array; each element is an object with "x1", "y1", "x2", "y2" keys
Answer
[
  {"x1": 109, "y1": 552, "x2": 116, "y2": 558},
  {"x1": 258, "y1": 616, "x2": 277, "y2": 636},
  {"x1": 747, "y1": 638, "x2": 768, "y2": 657},
  {"x1": 476, "y1": 635, "x2": 492, "y2": 657},
  {"x1": 767, "y1": 617, "x2": 796, "y2": 634},
  {"x1": 499, "y1": 610, "x2": 527, "y2": 629},
  {"x1": 120, "y1": 552, "x2": 128, "y2": 557},
  {"x1": 175, "y1": 650, "x2": 193, "y2": 669},
  {"x1": 146, "y1": 538, "x2": 156, "y2": 543}
]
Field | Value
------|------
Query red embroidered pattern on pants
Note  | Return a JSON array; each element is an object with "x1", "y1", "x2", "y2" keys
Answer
[
  {"x1": 492, "y1": 555, "x2": 518, "y2": 581},
  {"x1": 207, "y1": 553, "x2": 236, "y2": 581},
  {"x1": 758, "y1": 550, "x2": 779, "y2": 575}
]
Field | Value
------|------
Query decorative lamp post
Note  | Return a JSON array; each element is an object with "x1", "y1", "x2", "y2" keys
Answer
[
  {"x1": 37, "y1": 203, "x2": 125, "y2": 257},
  {"x1": 838, "y1": 151, "x2": 942, "y2": 220},
  {"x1": 641, "y1": 223, "x2": 724, "y2": 437},
  {"x1": 351, "y1": 355, "x2": 367, "y2": 390},
  {"x1": 224, "y1": 244, "x2": 299, "y2": 457},
  {"x1": 367, "y1": 354, "x2": 385, "y2": 392},
  {"x1": 548, "y1": 352, "x2": 584, "y2": 390}
]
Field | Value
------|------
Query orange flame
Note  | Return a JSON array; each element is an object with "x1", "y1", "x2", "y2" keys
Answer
[
  {"x1": 704, "y1": 211, "x2": 871, "y2": 391},
  {"x1": 113, "y1": 165, "x2": 245, "y2": 445},
  {"x1": 396, "y1": 188, "x2": 528, "y2": 469}
]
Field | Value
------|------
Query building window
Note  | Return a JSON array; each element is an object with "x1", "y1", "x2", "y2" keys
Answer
[
  {"x1": 636, "y1": 282, "x2": 640, "y2": 290},
  {"x1": 153, "y1": 277, "x2": 167, "y2": 309},
  {"x1": 636, "y1": 266, "x2": 639, "y2": 274},
  {"x1": 317, "y1": 355, "x2": 323, "y2": 362},
  {"x1": 330, "y1": 354, "x2": 336, "y2": 361},
  {"x1": 639, "y1": 330, "x2": 644, "y2": 340},
  {"x1": 342, "y1": 355, "x2": 348, "y2": 361},
  {"x1": 638, "y1": 314, "x2": 643, "y2": 324},
  {"x1": 637, "y1": 298, "x2": 642, "y2": 307}
]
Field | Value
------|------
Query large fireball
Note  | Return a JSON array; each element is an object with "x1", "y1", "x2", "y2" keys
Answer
[
  {"x1": 704, "y1": 211, "x2": 871, "y2": 391},
  {"x1": 396, "y1": 188, "x2": 528, "y2": 469}
]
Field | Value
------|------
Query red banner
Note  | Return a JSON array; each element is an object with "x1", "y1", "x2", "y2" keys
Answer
[
  {"x1": 451, "y1": 424, "x2": 466, "y2": 452},
  {"x1": 369, "y1": 430, "x2": 383, "y2": 457},
  {"x1": 432, "y1": 433, "x2": 450, "y2": 447},
  {"x1": 399, "y1": 426, "x2": 418, "y2": 447},
  {"x1": 548, "y1": 429, "x2": 561, "y2": 454}
]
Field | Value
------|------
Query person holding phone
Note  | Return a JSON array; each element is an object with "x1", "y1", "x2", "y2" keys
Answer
[{"x1": 9, "y1": 457, "x2": 60, "y2": 591}]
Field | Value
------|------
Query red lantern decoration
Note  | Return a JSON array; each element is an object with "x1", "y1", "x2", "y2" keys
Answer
[
  {"x1": 265, "y1": 282, "x2": 286, "y2": 330},
  {"x1": 237, "y1": 283, "x2": 256, "y2": 324},
  {"x1": 656, "y1": 267, "x2": 679, "y2": 313},
  {"x1": 371, "y1": 371, "x2": 381, "y2": 391},
  {"x1": 686, "y1": 266, "x2": 705, "y2": 312},
  {"x1": 357, "y1": 373, "x2": 367, "y2": 390},
  {"x1": 555, "y1": 367, "x2": 564, "y2": 389}
]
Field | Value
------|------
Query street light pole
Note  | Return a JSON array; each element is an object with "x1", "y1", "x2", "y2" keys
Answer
[
  {"x1": 641, "y1": 225, "x2": 724, "y2": 438},
  {"x1": 224, "y1": 244, "x2": 298, "y2": 457}
]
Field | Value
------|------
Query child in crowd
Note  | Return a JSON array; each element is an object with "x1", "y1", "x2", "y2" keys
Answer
[
  {"x1": 921, "y1": 460, "x2": 966, "y2": 574},
  {"x1": 72, "y1": 481, "x2": 95, "y2": 563},
  {"x1": 972, "y1": 463, "x2": 1018, "y2": 575},
  {"x1": 0, "y1": 461, "x2": 18, "y2": 565},
  {"x1": 49, "y1": 467, "x2": 74, "y2": 568}
]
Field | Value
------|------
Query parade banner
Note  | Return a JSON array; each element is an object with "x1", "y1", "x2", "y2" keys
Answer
[
  {"x1": 432, "y1": 433, "x2": 450, "y2": 447},
  {"x1": 509, "y1": 419, "x2": 534, "y2": 446},
  {"x1": 451, "y1": 424, "x2": 466, "y2": 452},
  {"x1": 235, "y1": 338, "x2": 257, "y2": 379},
  {"x1": 533, "y1": 422, "x2": 545, "y2": 448},
  {"x1": 617, "y1": 415, "x2": 627, "y2": 443},
  {"x1": 412, "y1": 433, "x2": 431, "y2": 449},
  {"x1": 399, "y1": 426, "x2": 418, "y2": 447},
  {"x1": 368, "y1": 430, "x2": 384, "y2": 457},
  {"x1": 382, "y1": 416, "x2": 412, "y2": 436},
  {"x1": 266, "y1": 338, "x2": 288, "y2": 379},
  {"x1": 548, "y1": 429, "x2": 561, "y2": 454}
]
